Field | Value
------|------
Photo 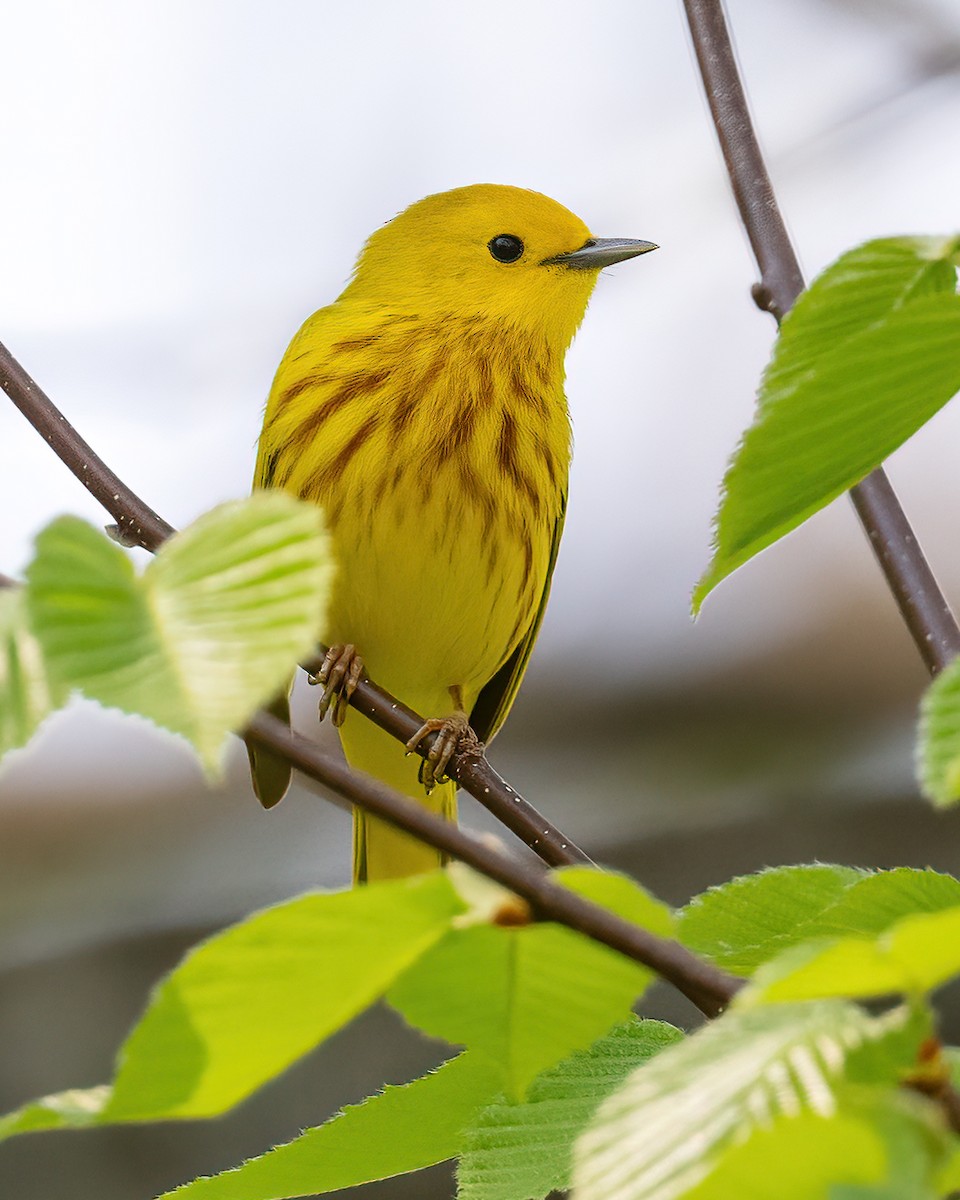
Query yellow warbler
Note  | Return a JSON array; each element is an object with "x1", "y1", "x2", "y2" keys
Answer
[{"x1": 247, "y1": 184, "x2": 655, "y2": 881}]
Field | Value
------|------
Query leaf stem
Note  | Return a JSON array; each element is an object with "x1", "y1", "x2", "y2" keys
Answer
[{"x1": 682, "y1": 0, "x2": 960, "y2": 675}]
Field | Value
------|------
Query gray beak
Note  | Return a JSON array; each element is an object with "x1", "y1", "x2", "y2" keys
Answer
[{"x1": 543, "y1": 237, "x2": 659, "y2": 270}]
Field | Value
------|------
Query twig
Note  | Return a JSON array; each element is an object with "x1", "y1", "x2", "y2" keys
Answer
[
  {"x1": 1, "y1": 331, "x2": 739, "y2": 1011},
  {"x1": 0, "y1": 337, "x2": 590, "y2": 873},
  {"x1": 300, "y1": 653, "x2": 592, "y2": 867},
  {"x1": 0, "y1": 343, "x2": 175, "y2": 551},
  {"x1": 683, "y1": 0, "x2": 960, "y2": 676},
  {"x1": 246, "y1": 711, "x2": 740, "y2": 1014}
]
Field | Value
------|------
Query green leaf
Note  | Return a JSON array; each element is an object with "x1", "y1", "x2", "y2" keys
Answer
[
  {"x1": 677, "y1": 864, "x2": 863, "y2": 973},
  {"x1": 694, "y1": 235, "x2": 960, "y2": 612},
  {"x1": 681, "y1": 1093, "x2": 945, "y2": 1200},
  {"x1": 80, "y1": 874, "x2": 461, "y2": 1124},
  {"x1": 572, "y1": 1001, "x2": 931, "y2": 1200},
  {"x1": 804, "y1": 868, "x2": 960, "y2": 937},
  {"x1": 555, "y1": 867, "x2": 675, "y2": 934},
  {"x1": 918, "y1": 655, "x2": 960, "y2": 805},
  {"x1": 0, "y1": 586, "x2": 66, "y2": 762},
  {"x1": 157, "y1": 1053, "x2": 501, "y2": 1200},
  {"x1": 740, "y1": 904, "x2": 960, "y2": 1005},
  {"x1": 388, "y1": 913, "x2": 655, "y2": 1101},
  {"x1": 458, "y1": 1019, "x2": 682, "y2": 1200},
  {"x1": 0, "y1": 1085, "x2": 111, "y2": 1140},
  {"x1": 25, "y1": 493, "x2": 332, "y2": 775},
  {"x1": 678, "y1": 866, "x2": 960, "y2": 977}
]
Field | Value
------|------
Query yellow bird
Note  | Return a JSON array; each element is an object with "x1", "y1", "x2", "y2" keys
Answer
[{"x1": 247, "y1": 184, "x2": 655, "y2": 882}]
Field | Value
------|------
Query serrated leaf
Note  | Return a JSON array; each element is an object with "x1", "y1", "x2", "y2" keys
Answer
[
  {"x1": 572, "y1": 1001, "x2": 927, "y2": 1200},
  {"x1": 694, "y1": 235, "x2": 960, "y2": 612},
  {"x1": 0, "y1": 874, "x2": 467, "y2": 1133},
  {"x1": 389, "y1": 925, "x2": 651, "y2": 1102},
  {"x1": 917, "y1": 655, "x2": 960, "y2": 805},
  {"x1": 804, "y1": 868, "x2": 960, "y2": 938},
  {"x1": 0, "y1": 586, "x2": 66, "y2": 762},
  {"x1": 105, "y1": 874, "x2": 463, "y2": 1121},
  {"x1": 157, "y1": 1053, "x2": 501, "y2": 1200},
  {"x1": 458, "y1": 1019, "x2": 683, "y2": 1200},
  {"x1": 740, "y1": 905, "x2": 960, "y2": 1005},
  {"x1": 24, "y1": 493, "x2": 332, "y2": 775},
  {"x1": 677, "y1": 865, "x2": 863, "y2": 973},
  {"x1": 681, "y1": 1093, "x2": 944, "y2": 1200},
  {"x1": 388, "y1": 868, "x2": 671, "y2": 1101},
  {"x1": 678, "y1": 866, "x2": 960, "y2": 976}
]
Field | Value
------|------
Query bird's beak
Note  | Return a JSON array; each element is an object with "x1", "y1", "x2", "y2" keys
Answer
[{"x1": 543, "y1": 237, "x2": 659, "y2": 270}]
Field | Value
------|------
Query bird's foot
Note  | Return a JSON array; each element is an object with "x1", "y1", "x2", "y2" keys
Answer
[
  {"x1": 308, "y1": 644, "x2": 364, "y2": 726},
  {"x1": 405, "y1": 710, "x2": 483, "y2": 793}
]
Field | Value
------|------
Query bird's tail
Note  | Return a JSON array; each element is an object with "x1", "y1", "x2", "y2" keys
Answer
[
  {"x1": 245, "y1": 687, "x2": 293, "y2": 809},
  {"x1": 341, "y1": 711, "x2": 456, "y2": 883}
]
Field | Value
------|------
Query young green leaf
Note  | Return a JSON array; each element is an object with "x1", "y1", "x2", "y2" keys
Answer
[
  {"x1": 0, "y1": 586, "x2": 66, "y2": 763},
  {"x1": 0, "y1": 1085, "x2": 111, "y2": 1141},
  {"x1": 555, "y1": 867, "x2": 675, "y2": 934},
  {"x1": 388, "y1": 925, "x2": 651, "y2": 1103},
  {"x1": 739, "y1": 904, "x2": 960, "y2": 1005},
  {"x1": 388, "y1": 868, "x2": 672, "y2": 1101},
  {"x1": 156, "y1": 1053, "x2": 502, "y2": 1200},
  {"x1": 917, "y1": 655, "x2": 960, "y2": 806},
  {"x1": 572, "y1": 1001, "x2": 931, "y2": 1200},
  {"x1": 804, "y1": 868, "x2": 960, "y2": 937},
  {"x1": 0, "y1": 873, "x2": 459, "y2": 1129},
  {"x1": 25, "y1": 493, "x2": 332, "y2": 775},
  {"x1": 458, "y1": 1019, "x2": 682, "y2": 1200},
  {"x1": 694, "y1": 235, "x2": 960, "y2": 612},
  {"x1": 678, "y1": 866, "x2": 960, "y2": 976},
  {"x1": 679, "y1": 1093, "x2": 945, "y2": 1200},
  {"x1": 677, "y1": 864, "x2": 863, "y2": 973}
]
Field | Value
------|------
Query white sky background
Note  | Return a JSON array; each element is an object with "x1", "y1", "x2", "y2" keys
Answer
[{"x1": 2, "y1": 0, "x2": 960, "y2": 829}]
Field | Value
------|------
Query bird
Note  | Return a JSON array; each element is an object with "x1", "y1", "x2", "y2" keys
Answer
[{"x1": 246, "y1": 184, "x2": 656, "y2": 882}]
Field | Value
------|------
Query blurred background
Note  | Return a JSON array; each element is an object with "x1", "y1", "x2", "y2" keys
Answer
[{"x1": 3, "y1": 0, "x2": 960, "y2": 1195}]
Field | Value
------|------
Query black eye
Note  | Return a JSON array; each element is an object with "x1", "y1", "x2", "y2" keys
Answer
[{"x1": 488, "y1": 234, "x2": 524, "y2": 263}]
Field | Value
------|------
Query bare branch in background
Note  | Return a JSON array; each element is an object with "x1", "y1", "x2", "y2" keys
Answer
[{"x1": 683, "y1": 0, "x2": 960, "y2": 677}]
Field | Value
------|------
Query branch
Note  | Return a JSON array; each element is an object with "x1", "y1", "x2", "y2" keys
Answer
[
  {"x1": 0, "y1": 338, "x2": 590, "y2": 871},
  {"x1": 0, "y1": 338, "x2": 740, "y2": 1014},
  {"x1": 683, "y1": 0, "x2": 960, "y2": 677},
  {"x1": 245, "y1": 711, "x2": 739, "y2": 1015}
]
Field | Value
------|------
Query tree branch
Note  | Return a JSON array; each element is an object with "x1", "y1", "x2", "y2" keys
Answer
[
  {"x1": 683, "y1": 0, "x2": 960, "y2": 677},
  {"x1": 1, "y1": 331, "x2": 741, "y2": 1013},
  {"x1": 246, "y1": 710, "x2": 739, "y2": 1015},
  {"x1": 0, "y1": 338, "x2": 590, "y2": 870}
]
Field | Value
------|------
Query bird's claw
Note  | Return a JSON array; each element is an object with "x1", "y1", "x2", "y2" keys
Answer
[
  {"x1": 405, "y1": 711, "x2": 483, "y2": 793},
  {"x1": 308, "y1": 644, "x2": 364, "y2": 726}
]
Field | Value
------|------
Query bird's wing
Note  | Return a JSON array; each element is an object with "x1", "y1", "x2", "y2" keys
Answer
[{"x1": 470, "y1": 495, "x2": 567, "y2": 745}]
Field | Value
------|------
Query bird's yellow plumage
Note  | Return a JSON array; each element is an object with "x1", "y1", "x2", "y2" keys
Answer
[{"x1": 247, "y1": 184, "x2": 655, "y2": 881}]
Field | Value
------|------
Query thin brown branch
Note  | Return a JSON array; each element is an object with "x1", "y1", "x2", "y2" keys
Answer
[
  {"x1": 0, "y1": 337, "x2": 590, "y2": 870},
  {"x1": 300, "y1": 652, "x2": 593, "y2": 868},
  {"x1": 1, "y1": 335, "x2": 742, "y2": 1013},
  {"x1": 246, "y1": 711, "x2": 740, "y2": 1014},
  {"x1": 0, "y1": 343, "x2": 175, "y2": 551},
  {"x1": 683, "y1": 0, "x2": 960, "y2": 676}
]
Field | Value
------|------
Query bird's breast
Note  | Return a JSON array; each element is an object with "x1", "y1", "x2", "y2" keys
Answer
[{"x1": 261, "y1": 311, "x2": 571, "y2": 711}]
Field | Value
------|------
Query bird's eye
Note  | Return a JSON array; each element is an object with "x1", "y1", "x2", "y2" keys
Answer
[{"x1": 488, "y1": 234, "x2": 524, "y2": 263}]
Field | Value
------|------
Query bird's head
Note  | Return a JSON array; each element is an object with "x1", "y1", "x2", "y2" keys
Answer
[{"x1": 342, "y1": 184, "x2": 656, "y2": 349}]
